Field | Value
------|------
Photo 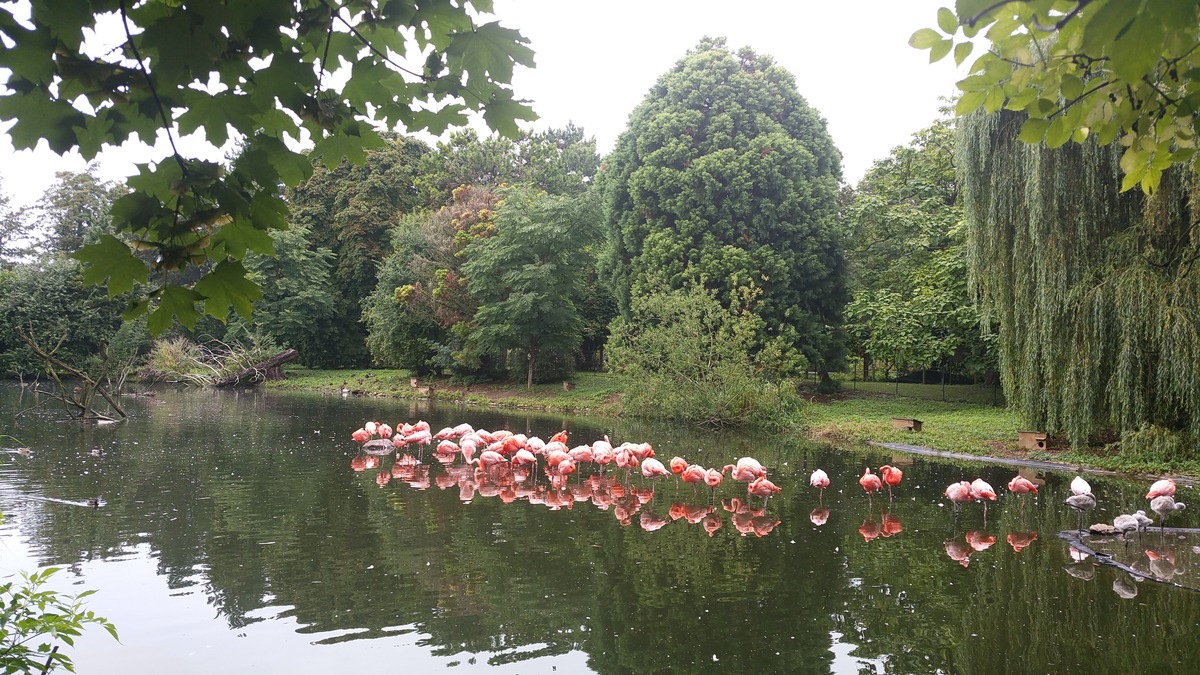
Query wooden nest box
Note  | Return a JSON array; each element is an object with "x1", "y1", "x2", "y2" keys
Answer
[
  {"x1": 410, "y1": 377, "x2": 420, "y2": 388},
  {"x1": 1018, "y1": 430, "x2": 1048, "y2": 451},
  {"x1": 562, "y1": 381, "x2": 576, "y2": 391},
  {"x1": 891, "y1": 417, "x2": 923, "y2": 432}
]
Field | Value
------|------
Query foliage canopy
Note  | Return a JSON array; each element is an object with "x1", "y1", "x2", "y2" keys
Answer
[
  {"x1": 0, "y1": 0, "x2": 535, "y2": 333},
  {"x1": 915, "y1": 0, "x2": 1200, "y2": 194},
  {"x1": 604, "y1": 37, "x2": 846, "y2": 373}
]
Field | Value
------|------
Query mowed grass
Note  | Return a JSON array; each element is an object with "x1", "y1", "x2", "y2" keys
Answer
[
  {"x1": 272, "y1": 367, "x2": 625, "y2": 415},
  {"x1": 833, "y1": 379, "x2": 1006, "y2": 405},
  {"x1": 797, "y1": 392, "x2": 1022, "y2": 457}
]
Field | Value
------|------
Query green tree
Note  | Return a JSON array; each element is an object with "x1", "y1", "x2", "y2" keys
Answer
[
  {"x1": 0, "y1": 563, "x2": 118, "y2": 674},
  {"x1": 606, "y1": 283, "x2": 800, "y2": 428},
  {"x1": 0, "y1": 257, "x2": 129, "y2": 378},
  {"x1": 843, "y1": 114, "x2": 995, "y2": 383},
  {"x1": 0, "y1": 179, "x2": 26, "y2": 269},
  {"x1": 288, "y1": 135, "x2": 428, "y2": 366},
  {"x1": 960, "y1": 109, "x2": 1200, "y2": 449},
  {"x1": 415, "y1": 124, "x2": 600, "y2": 209},
  {"x1": 604, "y1": 38, "x2": 846, "y2": 377},
  {"x1": 238, "y1": 224, "x2": 337, "y2": 367},
  {"x1": 462, "y1": 187, "x2": 601, "y2": 388},
  {"x1": 363, "y1": 186, "x2": 500, "y2": 375},
  {"x1": 36, "y1": 169, "x2": 122, "y2": 255},
  {"x1": 0, "y1": 1, "x2": 536, "y2": 333},
  {"x1": 913, "y1": 0, "x2": 1200, "y2": 194}
]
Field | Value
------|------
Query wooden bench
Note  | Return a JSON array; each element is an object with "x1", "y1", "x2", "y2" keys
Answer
[
  {"x1": 891, "y1": 417, "x2": 923, "y2": 432},
  {"x1": 1017, "y1": 430, "x2": 1048, "y2": 450}
]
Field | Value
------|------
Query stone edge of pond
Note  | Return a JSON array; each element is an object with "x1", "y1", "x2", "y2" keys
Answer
[{"x1": 870, "y1": 441, "x2": 1197, "y2": 487}]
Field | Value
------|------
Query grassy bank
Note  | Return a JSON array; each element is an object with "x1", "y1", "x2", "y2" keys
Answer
[
  {"x1": 270, "y1": 367, "x2": 624, "y2": 415},
  {"x1": 267, "y1": 368, "x2": 1198, "y2": 477}
]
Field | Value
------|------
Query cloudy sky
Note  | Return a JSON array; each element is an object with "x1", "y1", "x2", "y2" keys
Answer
[{"x1": 0, "y1": 1, "x2": 964, "y2": 206}]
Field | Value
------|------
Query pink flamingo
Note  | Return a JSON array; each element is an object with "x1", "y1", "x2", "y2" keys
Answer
[
  {"x1": 945, "y1": 481, "x2": 972, "y2": 513},
  {"x1": 681, "y1": 464, "x2": 706, "y2": 495},
  {"x1": 747, "y1": 476, "x2": 780, "y2": 507},
  {"x1": 880, "y1": 465, "x2": 903, "y2": 500},
  {"x1": 970, "y1": 478, "x2": 997, "y2": 524},
  {"x1": 704, "y1": 467, "x2": 725, "y2": 503},
  {"x1": 809, "y1": 469, "x2": 829, "y2": 502},
  {"x1": 641, "y1": 457, "x2": 670, "y2": 491},
  {"x1": 859, "y1": 468, "x2": 883, "y2": 504},
  {"x1": 1146, "y1": 478, "x2": 1176, "y2": 499}
]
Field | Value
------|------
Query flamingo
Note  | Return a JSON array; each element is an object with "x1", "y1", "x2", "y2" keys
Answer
[
  {"x1": 1145, "y1": 478, "x2": 1176, "y2": 499},
  {"x1": 809, "y1": 469, "x2": 830, "y2": 502},
  {"x1": 1133, "y1": 510, "x2": 1154, "y2": 532},
  {"x1": 681, "y1": 464, "x2": 707, "y2": 494},
  {"x1": 859, "y1": 468, "x2": 883, "y2": 503},
  {"x1": 879, "y1": 465, "x2": 903, "y2": 500},
  {"x1": 641, "y1": 458, "x2": 670, "y2": 488},
  {"x1": 351, "y1": 428, "x2": 370, "y2": 443},
  {"x1": 723, "y1": 457, "x2": 766, "y2": 484},
  {"x1": 549, "y1": 430, "x2": 569, "y2": 445},
  {"x1": 1007, "y1": 474, "x2": 1038, "y2": 496},
  {"x1": 970, "y1": 478, "x2": 997, "y2": 523},
  {"x1": 1064, "y1": 492, "x2": 1097, "y2": 533},
  {"x1": 1070, "y1": 475, "x2": 1092, "y2": 496},
  {"x1": 704, "y1": 467, "x2": 725, "y2": 502},
  {"x1": 945, "y1": 481, "x2": 972, "y2": 513},
  {"x1": 1149, "y1": 495, "x2": 1186, "y2": 531},
  {"x1": 1112, "y1": 513, "x2": 1139, "y2": 541},
  {"x1": 377, "y1": 424, "x2": 393, "y2": 439},
  {"x1": 512, "y1": 448, "x2": 538, "y2": 471},
  {"x1": 747, "y1": 476, "x2": 781, "y2": 507},
  {"x1": 473, "y1": 450, "x2": 507, "y2": 470}
]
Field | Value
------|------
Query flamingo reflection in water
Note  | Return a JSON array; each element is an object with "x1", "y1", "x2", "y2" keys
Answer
[
  {"x1": 881, "y1": 511, "x2": 903, "y2": 538},
  {"x1": 703, "y1": 511, "x2": 723, "y2": 537},
  {"x1": 858, "y1": 515, "x2": 881, "y2": 543},
  {"x1": 809, "y1": 507, "x2": 830, "y2": 527},
  {"x1": 966, "y1": 530, "x2": 996, "y2": 552},
  {"x1": 944, "y1": 539, "x2": 971, "y2": 567},
  {"x1": 1006, "y1": 531, "x2": 1038, "y2": 553},
  {"x1": 639, "y1": 510, "x2": 670, "y2": 532}
]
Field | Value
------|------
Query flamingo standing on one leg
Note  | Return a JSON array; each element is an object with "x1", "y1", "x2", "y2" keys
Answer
[
  {"x1": 1149, "y1": 495, "x2": 1186, "y2": 533},
  {"x1": 859, "y1": 468, "x2": 883, "y2": 506},
  {"x1": 970, "y1": 478, "x2": 997, "y2": 525},
  {"x1": 681, "y1": 464, "x2": 707, "y2": 496},
  {"x1": 704, "y1": 467, "x2": 725, "y2": 504},
  {"x1": 748, "y1": 476, "x2": 781, "y2": 508},
  {"x1": 809, "y1": 469, "x2": 830, "y2": 503},
  {"x1": 880, "y1": 465, "x2": 903, "y2": 501},
  {"x1": 641, "y1": 457, "x2": 670, "y2": 494},
  {"x1": 1007, "y1": 474, "x2": 1038, "y2": 515},
  {"x1": 669, "y1": 456, "x2": 687, "y2": 495},
  {"x1": 1070, "y1": 475, "x2": 1092, "y2": 496},
  {"x1": 945, "y1": 481, "x2": 972, "y2": 516},
  {"x1": 1064, "y1": 492, "x2": 1097, "y2": 533}
]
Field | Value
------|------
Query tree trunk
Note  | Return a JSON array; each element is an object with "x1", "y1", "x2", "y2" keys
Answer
[
  {"x1": 214, "y1": 349, "x2": 299, "y2": 387},
  {"x1": 526, "y1": 346, "x2": 536, "y2": 390}
]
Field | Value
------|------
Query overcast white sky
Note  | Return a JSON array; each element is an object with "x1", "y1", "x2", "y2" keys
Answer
[{"x1": 0, "y1": 1, "x2": 964, "y2": 207}]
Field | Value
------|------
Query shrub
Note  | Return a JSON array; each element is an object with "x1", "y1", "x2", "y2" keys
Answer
[{"x1": 607, "y1": 285, "x2": 801, "y2": 428}]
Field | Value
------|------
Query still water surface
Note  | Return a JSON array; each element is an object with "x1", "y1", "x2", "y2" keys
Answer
[{"x1": 1, "y1": 385, "x2": 1198, "y2": 673}]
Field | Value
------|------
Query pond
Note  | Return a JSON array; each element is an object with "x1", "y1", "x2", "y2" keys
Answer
[{"x1": 1, "y1": 384, "x2": 1198, "y2": 673}]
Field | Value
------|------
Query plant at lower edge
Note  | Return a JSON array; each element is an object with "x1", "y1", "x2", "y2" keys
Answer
[{"x1": 0, "y1": 559, "x2": 118, "y2": 674}]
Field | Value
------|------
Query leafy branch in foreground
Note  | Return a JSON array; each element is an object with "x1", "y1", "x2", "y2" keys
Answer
[
  {"x1": 913, "y1": 0, "x2": 1200, "y2": 194},
  {"x1": 0, "y1": 1, "x2": 536, "y2": 333},
  {"x1": 0, "y1": 561, "x2": 119, "y2": 674}
]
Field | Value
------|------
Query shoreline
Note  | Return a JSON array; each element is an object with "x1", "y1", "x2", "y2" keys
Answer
[{"x1": 264, "y1": 368, "x2": 1200, "y2": 480}]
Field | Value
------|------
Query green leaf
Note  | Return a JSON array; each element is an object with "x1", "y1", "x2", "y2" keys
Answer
[
  {"x1": 955, "y1": 90, "x2": 987, "y2": 115},
  {"x1": 953, "y1": 41, "x2": 973, "y2": 66},
  {"x1": 1060, "y1": 73, "x2": 1084, "y2": 100},
  {"x1": 149, "y1": 286, "x2": 206, "y2": 334},
  {"x1": 929, "y1": 38, "x2": 953, "y2": 63},
  {"x1": 1045, "y1": 117, "x2": 1072, "y2": 148},
  {"x1": 444, "y1": 22, "x2": 535, "y2": 83},
  {"x1": 1109, "y1": 15, "x2": 1165, "y2": 83},
  {"x1": 73, "y1": 235, "x2": 149, "y2": 296},
  {"x1": 194, "y1": 260, "x2": 263, "y2": 321},
  {"x1": 1081, "y1": 1, "x2": 1139, "y2": 53},
  {"x1": 909, "y1": 27, "x2": 943, "y2": 49},
  {"x1": 937, "y1": 7, "x2": 959, "y2": 34},
  {"x1": 482, "y1": 92, "x2": 538, "y2": 140}
]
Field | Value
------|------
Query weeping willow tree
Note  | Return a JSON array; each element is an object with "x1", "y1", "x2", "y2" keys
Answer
[{"x1": 961, "y1": 110, "x2": 1200, "y2": 450}]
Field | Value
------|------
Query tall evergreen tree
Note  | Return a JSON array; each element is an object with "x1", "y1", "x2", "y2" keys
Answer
[{"x1": 604, "y1": 38, "x2": 846, "y2": 374}]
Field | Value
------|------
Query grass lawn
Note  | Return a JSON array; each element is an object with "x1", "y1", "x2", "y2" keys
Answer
[{"x1": 271, "y1": 367, "x2": 624, "y2": 415}]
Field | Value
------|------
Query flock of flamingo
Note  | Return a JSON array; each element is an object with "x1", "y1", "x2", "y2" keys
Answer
[
  {"x1": 348, "y1": 420, "x2": 1190, "y2": 550},
  {"x1": 349, "y1": 420, "x2": 783, "y2": 536}
]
